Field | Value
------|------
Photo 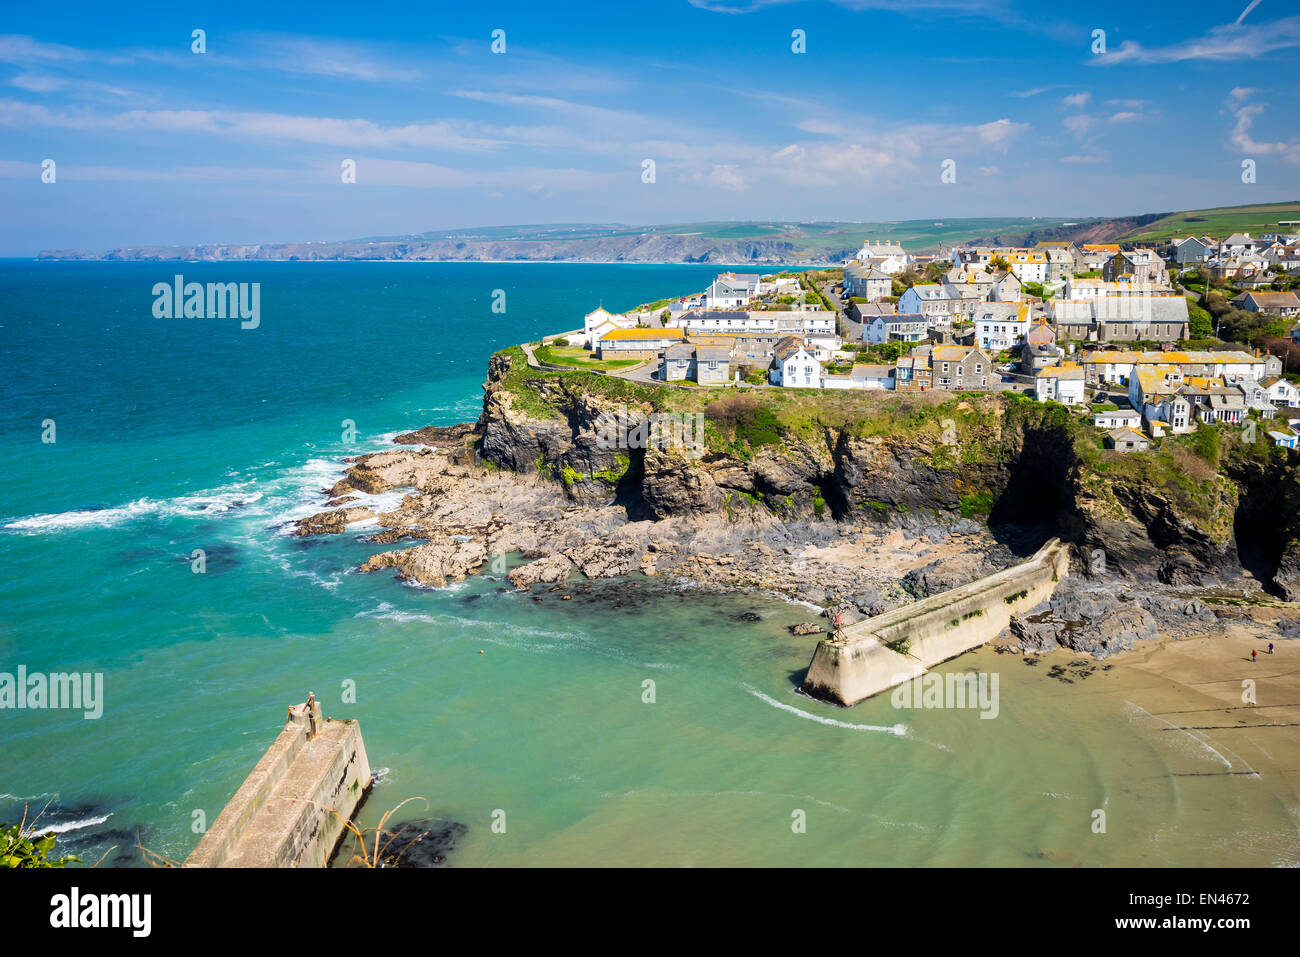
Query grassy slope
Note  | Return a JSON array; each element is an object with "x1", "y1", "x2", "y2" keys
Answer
[{"x1": 1124, "y1": 201, "x2": 1300, "y2": 243}]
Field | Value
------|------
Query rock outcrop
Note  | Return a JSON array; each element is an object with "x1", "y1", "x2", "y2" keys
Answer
[
  {"x1": 359, "y1": 537, "x2": 487, "y2": 588},
  {"x1": 289, "y1": 348, "x2": 1300, "y2": 616}
]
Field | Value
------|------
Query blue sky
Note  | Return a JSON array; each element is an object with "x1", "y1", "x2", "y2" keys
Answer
[{"x1": 1, "y1": 0, "x2": 1298, "y2": 255}]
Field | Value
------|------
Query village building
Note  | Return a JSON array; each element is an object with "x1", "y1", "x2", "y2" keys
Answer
[
  {"x1": 597, "y1": 327, "x2": 685, "y2": 360},
  {"x1": 1073, "y1": 244, "x2": 1120, "y2": 274},
  {"x1": 581, "y1": 306, "x2": 635, "y2": 346},
  {"x1": 1101, "y1": 249, "x2": 1166, "y2": 285},
  {"x1": 770, "y1": 337, "x2": 820, "y2": 388},
  {"x1": 843, "y1": 263, "x2": 893, "y2": 300},
  {"x1": 975, "y1": 302, "x2": 1042, "y2": 352},
  {"x1": 897, "y1": 283, "x2": 981, "y2": 325},
  {"x1": 1093, "y1": 408, "x2": 1143, "y2": 430},
  {"x1": 1232, "y1": 291, "x2": 1300, "y2": 318},
  {"x1": 822, "y1": 363, "x2": 895, "y2": 391},
  {"x1": 1262, "y1": 375, "x2": 1300, "y2": 407},
  {"x1": 864, "y1": 312, "x2": 927, "y2": 345},
  {"x1": 1034, "y1": 362, "x2": 1086, "y2": 406},
  {"x1": 929, "y1": 344, "x2": 992, "y2": 390},
  {"x1": 850, "y1": 302, "x2": 896, "y2": 321},
  {"x1": 853, "y1": 240, "x2": 909, "y2": 274},
  {"x1": 990, "y1": 271, "x2": 1024, "y2": 302},
  {"x1": 703, "y1": 273, "x2": 761, "y2": 310},
  {"x1": 658, "y1": 342, "x2": 733, "y2": 384},
  {"x1": 1170, "y1": 236, "x2": 1215, "y2": 264},
  {"x1": 1049, "y1": 295, "x2": 1189, "y2": 342},
  {"x1": 893, "y1": 347, "x2": 934, "y2": 392},
  {"x1": 1105, "y1": 427, "x2": 1150, "y2": 452},
  {"x1": 1021, "y1": 340, "x2": 1063, "y2": 373}
]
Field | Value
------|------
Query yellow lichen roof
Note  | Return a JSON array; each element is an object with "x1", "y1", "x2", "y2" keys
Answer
[
  {"x1": 932, "y1": 345, "x2": 978, "y2": 360},
  {"x1": 601, "y1": 328, "x2": 686, "y2": 340},
  {"x1": 1037, "y1": 361, "x2": 1082, "y2": 377},
  {"x1": 1083, "y1": 350, "x2": 1142, "y2": 362}
]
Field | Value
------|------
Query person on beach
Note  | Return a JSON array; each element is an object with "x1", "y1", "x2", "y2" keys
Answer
[
  {"x1": 1251, "y1": 649, "x2": 1257, "y2": 663},
  {"x1": 1269, "y1": 642, "x2": 1274, "y2": 655}
]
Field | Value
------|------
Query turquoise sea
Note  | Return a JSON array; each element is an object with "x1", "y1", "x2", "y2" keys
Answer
[{"x1": 2, "y1": 261, "x2": 1297, "y2": 867}]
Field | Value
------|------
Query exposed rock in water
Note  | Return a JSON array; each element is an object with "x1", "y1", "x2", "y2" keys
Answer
[
  {"x1": 293, "y1": 507, "x2": 374, "y2": 536},
  {"x1": 393, "y1": 422, "x2": 478, "y2": 447},
  {"x1": 351, "y1": 819, "x2": 468, "y2": 868},
  {"x1": 359, "y1": 536, "x2": 487, "y2": 587},
  {"x1": 508, "y1": 554, "x2": 574, "y2": 588},
  {"x1": 790, "y1": 621, "x2": 825, "y2": 635}
]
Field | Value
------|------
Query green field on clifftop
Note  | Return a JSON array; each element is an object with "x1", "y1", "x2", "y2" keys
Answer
[{"x1": 1124, "y1": 201, "x2": 1300, "y2": 243}]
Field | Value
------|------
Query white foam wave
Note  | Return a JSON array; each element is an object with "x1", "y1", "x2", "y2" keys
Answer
[
  {"x1": 4, "y1": 488, "x2": 264, "y2": 533},
  {"x1": 745, "y1": 685, "x2": 905, "y2": 734},
  {"x1": 39, "y1": 813, "x2": 112, "y2": 835}
]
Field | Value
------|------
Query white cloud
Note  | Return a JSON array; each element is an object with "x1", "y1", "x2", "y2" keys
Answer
[
  {"x1": 0, "y1": 100, "x2": 507, "y2": 152},
  {"x1": 1108, "y1": 111, "x2": 1143, "y2": 123},
  {"x1": 1091, "y1": 15, "x2": 1300, "y2": 64},
  {"x1": 1060, "y1": 153, "x2": 1108, "y2": 164},
  {"x1": 1063, "y1": 114, "x2": 1097, "y2": 138},
  {"x1": 1062, "y1": 92, "x2": 1091, "y2": 108},
  {"x1": 1227, "y1": 98, "x2": 1300, "y2": 162}
]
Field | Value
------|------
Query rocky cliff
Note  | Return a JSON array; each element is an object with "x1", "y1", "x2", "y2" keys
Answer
[
  {"x1": 472, "y1": 350, "x2": 1300, "y2": 598},
  {"x1": 289, "y1": 350, "x2": 1300, "y2": 660}
]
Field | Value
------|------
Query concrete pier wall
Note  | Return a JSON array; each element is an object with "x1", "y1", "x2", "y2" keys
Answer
[
  {"x1": 802, "y1": 538, "x2": 1070, "y2": 706},
  {"x1": 186, "y1": 700, "x2": 372, "y2": 868}
]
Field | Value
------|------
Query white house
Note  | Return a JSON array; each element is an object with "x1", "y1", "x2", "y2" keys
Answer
[
  {"x1": 1003, "y1": 249, "x2": 1049, "y2": 284},
  {"x1": 581, "y1": 306, "x2": 634, "y2": 346},
  {"x1": 1034, "y1": 362, "x2": 1086, "y2": 405},
  {"x1": 770, "y1": 336, "x2": 820, "y2": 388},
  {"x1": 1262, "y1": 375, "x2": 1300, "y2": 407},
  {"x1": 854, "y1": 241, "x2": 909, "y2": 275},
  {"x1": 1093, "y1": 408, "x2": 1143, "y2": 430},
  {"x1": 821, "y1": 363, "x2": 895, "y2": 391},
  {"x1": 756, "y1": 275, "x2": 802, "y2": 297},
  {"x1": 975, "y1": 302, "x2": 1033, "y2": 352}
]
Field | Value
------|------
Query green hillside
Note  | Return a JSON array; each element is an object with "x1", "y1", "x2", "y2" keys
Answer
[{"x1": 1124, "y1": 201, "x2": 1300, "y2": 243}]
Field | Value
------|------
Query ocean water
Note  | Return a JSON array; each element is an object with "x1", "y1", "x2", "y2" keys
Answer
[{"x1": 1, "y1": 260, "x2": 1297, "y2": 868}]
